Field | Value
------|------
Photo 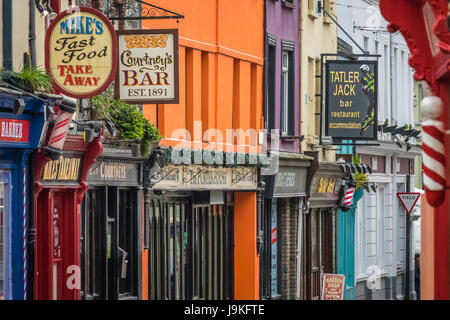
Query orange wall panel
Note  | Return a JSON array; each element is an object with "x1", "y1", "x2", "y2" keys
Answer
[
  {"x1": 216, "y1": 54, "x2": 234, "y2": 152},
  {"x1": 141, "y1": 1, "x2": 264, "y2": 154},
  {"x1": 234, "y1": 192, "x2": 259, "y2": 300}
]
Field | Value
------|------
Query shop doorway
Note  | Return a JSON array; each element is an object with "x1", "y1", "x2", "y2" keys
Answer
[
  {"x1": 81, "y1": 187, "x2": 139, "y2": 300},
  {"x1": 301, "y1": 208, "x2": 337, "y2": 300},
  {"x1": 146, "y1": 195, "x2": 234, "y2": 300}
]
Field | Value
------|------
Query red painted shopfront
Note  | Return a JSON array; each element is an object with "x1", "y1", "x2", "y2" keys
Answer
[
  {"x1": 33, "y1": 135, "x2": 102, "y2": 300},
  {"x1": 380, "y1": 0, "x2": 450, "y2": 300}
]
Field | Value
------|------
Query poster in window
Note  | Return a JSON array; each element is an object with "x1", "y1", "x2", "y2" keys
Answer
[
  {"x1": 116, "y1": 29, "x2": 179, "y2": 104},
  {"x1": 325, "y1": 60, "x2": 378, "y2": 140}
]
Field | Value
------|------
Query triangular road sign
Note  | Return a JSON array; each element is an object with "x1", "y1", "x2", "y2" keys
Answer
[{"x1": 397, "y1": 193, "x2": 421, "y2": 215}]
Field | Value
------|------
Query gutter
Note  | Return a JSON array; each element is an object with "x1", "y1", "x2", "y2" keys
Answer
[
  {"x1": 2, "y1": 0, "x2": 13, "y2": 70},
  {"x1": 29, "y1": 0, "x2": 37, "y2": 67}
]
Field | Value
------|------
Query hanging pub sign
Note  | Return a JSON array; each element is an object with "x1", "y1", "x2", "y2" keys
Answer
[
  {"x1": 116, "y1": 29, "x2": 179, "y2": 104},
  {"x1": 325, "y1": 60, "x2": 378, "y2": 140},
  {"x1": 45, "y1": 7, "x2": 118, "y2": 99}
]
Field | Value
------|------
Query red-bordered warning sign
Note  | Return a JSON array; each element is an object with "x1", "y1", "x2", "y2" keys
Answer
[{"x1": 397, "y1": 193, "x2": 421, "y2": 215}]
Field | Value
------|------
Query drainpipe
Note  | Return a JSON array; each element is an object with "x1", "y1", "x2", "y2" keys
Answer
[
  {"x1": 389, "y1": 32, "x2": 394, "y2": 124},
  {"x1": 296, "y1": 198, "x2": 303, "y2": 299},
  {"x1": 2, "y1": 0, "x2": 13, "y2": 70},
  {"x1": 392, "y1": 152, "x2": 398, "y2": 299},
  {"x1": 29, "y1": 0, "x2": 37, "y2": 67},
  {"x1": 298, "y1": 0, "x2": 302, "y2": 154}
]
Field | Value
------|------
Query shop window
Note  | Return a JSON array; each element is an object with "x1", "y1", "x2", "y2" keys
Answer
[
  {"x1": 261, "y1": 199, "x2": 281, "y2": 299},
  {"x1": 0, "y1": 171, "x2": 11, "y2": 300},
  {"x1": 118, "y1": 189, "x2": 138, "y2": 298},
  {"x1": 81, "y1": 187, "x2": 139, "y2": 300},
  {"x1": 148, "y1": 198, "x2": 233, "y2": 300},
  {"x1": 270, "y1": 200, "x2": 281, "y2": 297}
]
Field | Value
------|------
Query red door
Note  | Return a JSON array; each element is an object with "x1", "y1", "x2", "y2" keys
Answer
[{"x1": 36, "y1": 189, "x2": 80, "y2": 300}]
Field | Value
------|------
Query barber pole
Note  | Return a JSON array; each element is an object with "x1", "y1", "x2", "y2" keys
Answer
[
  {"x1": 23, "y1": 167, "x2": 27, "y2": 299},
  {"x1": 44, "y1": 98, "x2": 77, "y2": 160},
  {"x1": 343, "y1": 185, "x2": 356, "y2": 206},
  {"x1": 421, "y1": 96, "x2": 446, "y2": 207}
]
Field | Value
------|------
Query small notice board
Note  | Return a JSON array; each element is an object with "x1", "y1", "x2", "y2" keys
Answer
[{"x1": 322, "y1": 273, "x2": 345, "y2": 300}]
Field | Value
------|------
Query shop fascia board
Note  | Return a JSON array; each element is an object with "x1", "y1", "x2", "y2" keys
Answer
[{"x1": 355, "y1": 141, "x2": 422, "y2": 158}]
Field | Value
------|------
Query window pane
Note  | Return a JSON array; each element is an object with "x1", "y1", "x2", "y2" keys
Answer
[{"x1": 271, "y1": 199, "x2": 278, "y2": 296}]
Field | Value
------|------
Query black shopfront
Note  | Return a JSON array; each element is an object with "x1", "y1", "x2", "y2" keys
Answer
[
  {"x1": 144, "y1": 163, "x2": 258, "y2": 300},
  {"x1": 301, "y1": 156, "x2": 346, "y2": 300},
  {"x1": 81, "y1": 148, "x2": 143, "y2": 300},
  {"x1": 260, "y1": 154, "x2": 311, "y2": 300}
]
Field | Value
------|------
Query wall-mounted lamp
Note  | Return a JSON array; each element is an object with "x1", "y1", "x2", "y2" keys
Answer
[{"x1": 35, "y1": 0, "x2": 58, "y2": 19}]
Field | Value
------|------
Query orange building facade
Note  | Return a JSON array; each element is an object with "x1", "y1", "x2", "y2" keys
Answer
[{"x1": 140, "y1": 0, "x2": 265, "y2": 300}]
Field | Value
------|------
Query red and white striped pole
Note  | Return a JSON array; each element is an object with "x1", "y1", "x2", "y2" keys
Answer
[
  {"x1": 343, "y1": 185, "x2": 356, "y2": 206},
  {"x1": 421, "y1": 96, "x2": 446, "y2": 207},
  {"x1": 44, "y1": 98, "x2": 77, "y2": 160},
  {"x1": 23, "y1": 167, "x2": 27, "y2": 300}
]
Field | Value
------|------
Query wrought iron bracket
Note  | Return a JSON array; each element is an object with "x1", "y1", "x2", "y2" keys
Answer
[
  {"x1": 108, "y1": 0, "x2": 184, "y2": 22},
  {"x1": 183, "y1": 167, "x2": 207, "y2": 184},
  {"x1": 149, "y1": 166, "x2": 179, "y2": 185},
  {"x1": 232, "y1": 168, "x2": 253, "y2": 184}
]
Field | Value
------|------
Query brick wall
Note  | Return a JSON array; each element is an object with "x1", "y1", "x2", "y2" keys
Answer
[{"x1": 280, "y1": 198, "x2": 299, "y2": 299}]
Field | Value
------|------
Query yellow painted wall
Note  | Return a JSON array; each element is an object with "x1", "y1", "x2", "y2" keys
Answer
[{"x1": 300, "y1": 0, "x2": 337, "y2": 162}]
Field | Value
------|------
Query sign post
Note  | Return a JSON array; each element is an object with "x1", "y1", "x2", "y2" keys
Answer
[
  {"x1": 397, "y1": 191, "x2": 421, "y2": 300},
  {"x1": 45, "y1": 7, "x2": 118, "y2": 99},
  {"x1": 325, "y1": 60, "x2": 378, "y2": 141},
  {"x1": 397, "y1": 192, "x2": 421, "y2": 215},
  {"x1": 116, "y1": 29, "x2": 179, "y2": 104}
]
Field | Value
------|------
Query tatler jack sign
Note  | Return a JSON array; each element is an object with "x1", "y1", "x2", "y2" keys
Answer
[
  {"x1": 116, "y1": 29, "x2": 179, "y2": 104},
  {"x1": 325, "y1": 61, "x2": 378, "y2": 140},
  {"x1": 45, "y1": 7, "x2": 118, "y2": 99}
]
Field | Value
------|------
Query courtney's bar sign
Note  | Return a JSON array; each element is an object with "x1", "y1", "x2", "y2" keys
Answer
[
  {"x1": 0, "y1": 118, "x2": 30, "y2": 143},
  {"x1": 325, "y1": 60, "x2": 378, "y2": 140},
  {"x1": 45, "y1": 7, "x2": 117, "y2": 99},
  {"x1": 116, "y1": 29, "x2": 179, "y2": 104}
]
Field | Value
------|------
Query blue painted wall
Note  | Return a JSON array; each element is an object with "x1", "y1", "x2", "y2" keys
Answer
[
  {"x1": 338, "y1": 188, "x2": 364, "y2": 300},
  {"x1": 0, "y1": 93, "x2": 47, "y2": 299}
]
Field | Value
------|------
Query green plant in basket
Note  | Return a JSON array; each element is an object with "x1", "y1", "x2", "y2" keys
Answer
[
  {"x1": 90, "y1": 89, "x2": 162, "y2": 157},
  {"x1": 354, "y1": 172, "x2": 368, "y2": 190},
  {"x1": 0, "y1": 66, "x2": 53, "y2": 93}
]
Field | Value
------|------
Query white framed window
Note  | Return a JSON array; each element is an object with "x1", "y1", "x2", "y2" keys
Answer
[
  {"x1": 376, "y1": 185, "x2": 385, "y2": 270},
  {"x1": 281, "y1": 51, "x2": 289, "y2": 136},
  {"x1": 372, "y1": 157, "x2": 378, "y2": 171}
]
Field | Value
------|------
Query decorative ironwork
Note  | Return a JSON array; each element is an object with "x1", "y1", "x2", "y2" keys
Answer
[
  {"x1": 231, "y1": 168, "x2": 254, "y2": 184},
  {"x1": 149, "y1": 167, "x2": 179, "y2": 185},
  {"x1": 108, "y1": 0, "x2": 184, "y2": 22},
  {"x1": 183, "y1": 167, "x2": 208, "y2": 184}
]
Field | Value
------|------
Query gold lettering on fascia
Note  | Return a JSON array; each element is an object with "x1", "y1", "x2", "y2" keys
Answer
[
  {"x1": 276, "y1": 172, "x2": 296, "y2": 188},
  {"x1": 99, "y1": 163, "x2": 127, "y2": 180},
  {"x1": 42, "y1": 157, "x2": 81, "y2": 181}
]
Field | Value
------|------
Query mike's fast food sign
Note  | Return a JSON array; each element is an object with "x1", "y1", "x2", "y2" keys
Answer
[
  {"x1": 116, "y1": 29, "x2": 179, "y2": 104},
  {"x1": 45, "y1": 7, "x2": 117, "y2": 98}
]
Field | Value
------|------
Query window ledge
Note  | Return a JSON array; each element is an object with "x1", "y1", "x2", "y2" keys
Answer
[
  {"x1": 282, "y1": 1, "x2": 296, "y2": 9},
  {"x1": 308, "y1": 10, "x2": 319, "y2": 19}
]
